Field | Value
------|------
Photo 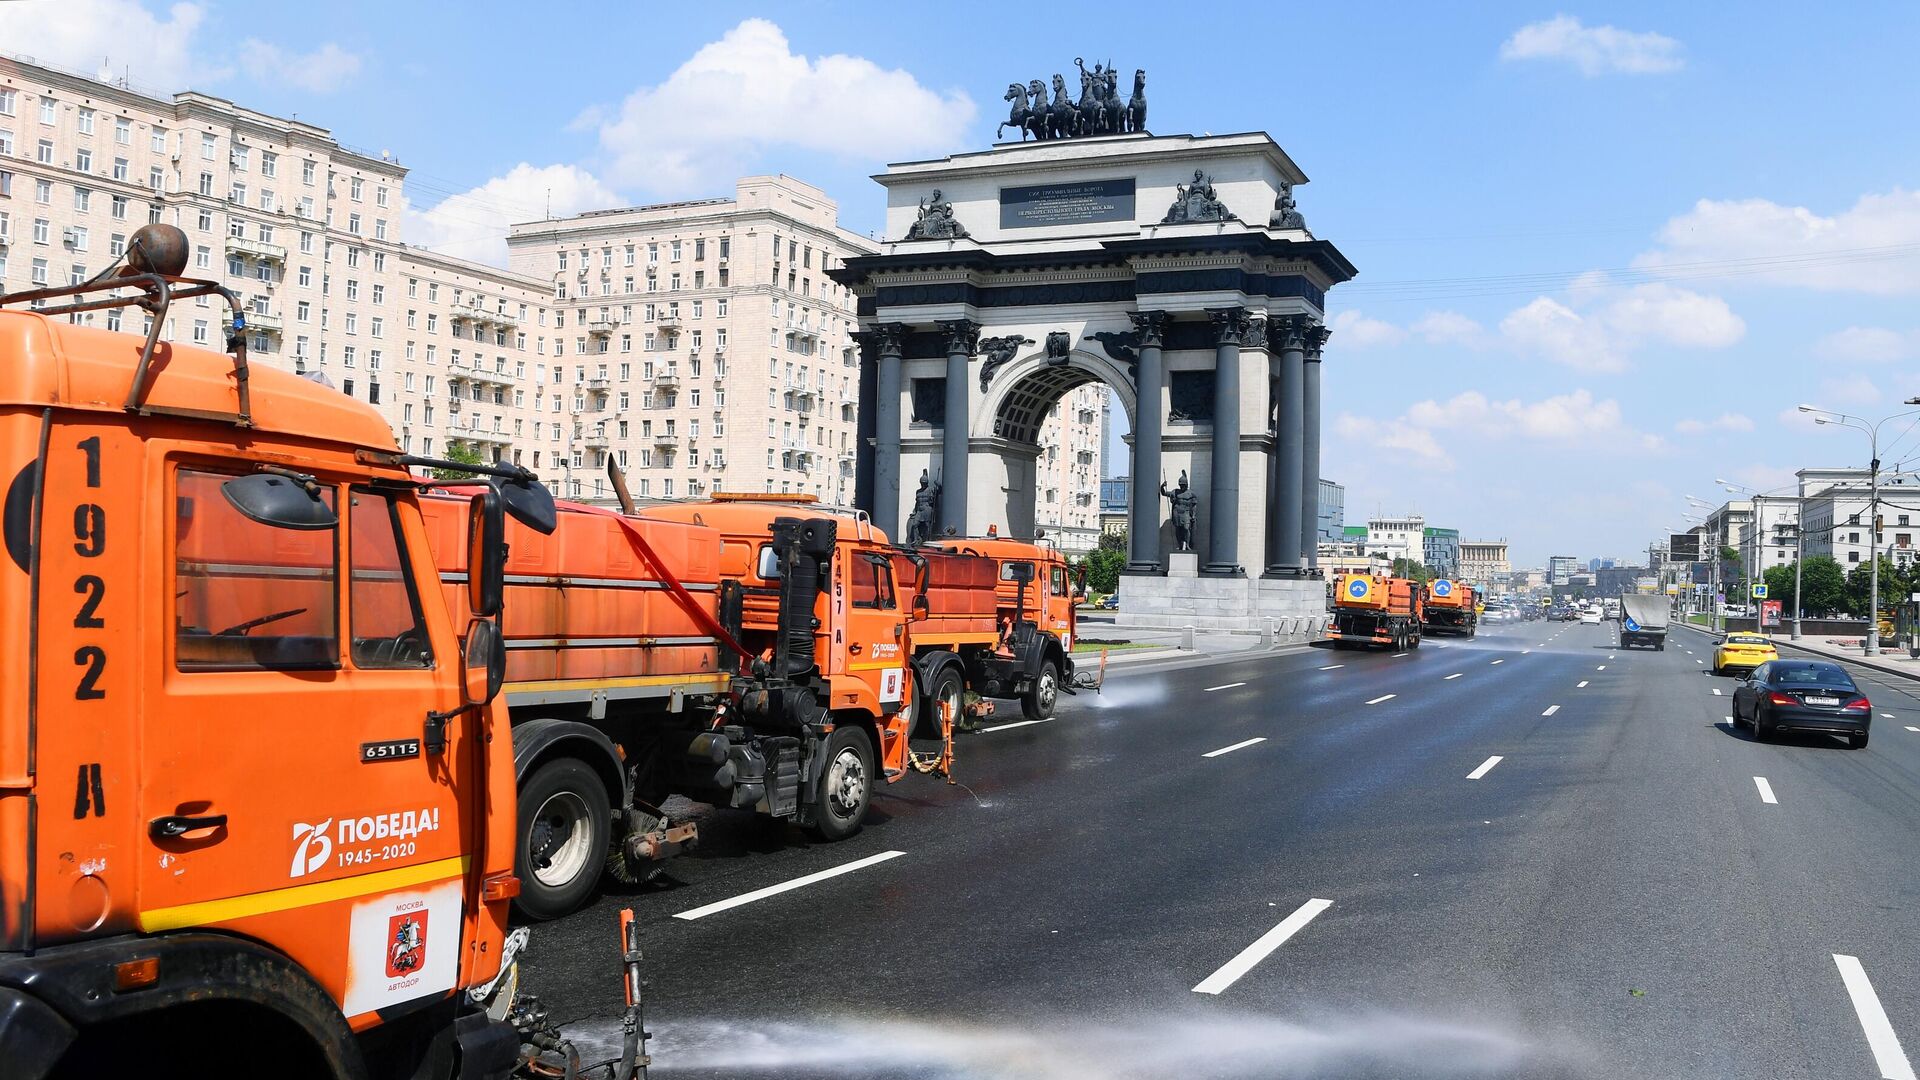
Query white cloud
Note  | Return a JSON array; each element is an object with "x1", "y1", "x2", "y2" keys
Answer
[
  {"x1": 1675, "y1": 413, "x2": 1756, "y2": 435},
  {"x1": 1329, "y1": 310, "x2": 1407, "y2": 348},
  {"x1": 1336, "y1": 388, "x2": 1661, "y2": 474},
  {"x1": 585, "y1": 19, "x2": 975, "y2": 194},
  {"x1": 1637, "y1": 189, "x2": 1920, "y2": 295},
  {"x1": 1497, "y1": 282, "x2": 1743, "y2": 371},
  {"x1": 1500, "y1": 15, "x2": 1685, "y2": 75},
  {"x1": 1411, "y1": 310, "x2": 1487, "y2": 347},
  {"x1": 1815, "y1": 326, "x2": 1914, "y2": 364},
  {"x1": 238, "y1": 39, "x2": 363, "y2": 94},
  {"x1": 1818, "y1": 373, "x2": 1882, "y2": 408},
  {"x1": 404, "y1": 164, "x2": 621, "y2": 267},
  {"x1": 0, "y1": 0, "x2": 216, "y2": 89},
  {"x1": 1334, "y1": 414, "x2": 1454, "y2": 470}
]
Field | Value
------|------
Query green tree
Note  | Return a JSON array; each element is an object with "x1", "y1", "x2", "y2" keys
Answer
[
  {"x1": 1843, "y1": 555, "x2": 1902, "y2": 618},
  {"x1": 1762, "y1": 562, "x2": 1797, "y2": 613},
  {"x1": 1390, "y1": 557, "x2": 1430, "y2": 585},
  {"x1": 1799, "y1": 555, "x2": 1850, "y2": 618},
  {"x1": 429, "y1": 441, "x2": 486, "y2": 480},
  {"x1": 1076, "y1": 529, "x2": 1127, "y2": 596}
]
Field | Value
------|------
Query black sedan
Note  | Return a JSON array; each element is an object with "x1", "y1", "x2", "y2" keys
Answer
[{"x1": 1730, "y1": 660, "x2": 1872, "y2": 748}]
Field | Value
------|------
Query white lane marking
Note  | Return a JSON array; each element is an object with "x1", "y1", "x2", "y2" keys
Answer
[
  {"x1": 1577, "y1": 680, "x2": 1589, "y2": 688},
  {"x1": 1712, "y1": 689, "x2": 1723, "y2": 696},
  {"x1": 1754, "y1": 777, "x2": 1778, "y2": 805},
  {"x1": 1205, "y1": 682, "x2": 1247, "y2": 692},
  {"x1": 1365, "y1": 694, "x2": 1396, "y2": 705},
  {"x1": 1597, "y1": 665, "x2": 1607, "y2": 671},
  {"x1": 1191, "y1": 898, "x2": 1333, "y2": 995},
  {"x1": 1320, "y1": 664, "x2": 1344, "y2": 670},
  {"x1": 1444, "y1": 673, "x2": 1464, "y2": 680},
  {"x1": 674, "y1": 850, "x2": 907, "y2": 921},
  {"x1": 1696, "y1": 659, "x2": 1704, "y2": 664},
  {"x1": 1542, "y1": 705, "x2": 1560, "y2": 716},
  {"x1": 1609, "y1": 655, "x2": 1617, "y2": 660},
  {"x1": 1203, "y1": 737, "x2": 1268, "y2": 759},
  {"x1": 1392, "y1": 652, "x2": 1408, "y2": 658},
  {"x1": 1467, "y1": 755, "x2": 1505, "y2": 780},
  {"x1": 1834, "y1": 954, "x2": 1917, "y2": 1080},
  {"x1": 1882, "y1": 713, "x2": 1896, "y2": 719},
  {"x1": 1907, "y1": 726, "x2": 1920, "y2": 733},
  {"x1": 1522, "y1": 649, "x2": 1532, "y2": 654},
  {"x1": 1725, "y1": 716, "x2": 1733, "y2": 723},
  {"x1": 1490, "y1": 659, "x2": 1505, "y2": 665},
  {"x1": 1685, "y1": 650, "x2": 1692, "y2": 654},
  {"x1": 980, "y1": 718, "x2": 1055, "y2": 733}
]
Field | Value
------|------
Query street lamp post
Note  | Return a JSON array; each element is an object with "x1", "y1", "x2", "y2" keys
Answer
[{"x1": 1799, "y1": 404, "x2": 1920, "y2": 656}]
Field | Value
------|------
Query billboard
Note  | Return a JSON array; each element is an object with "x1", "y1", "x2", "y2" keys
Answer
[
  {"x1": 1667, "y1": 533, "x2": 1701, "y2": 561},
  {"x1": 1760, "y1": 600, "x2": 1782, "y2": 628}
]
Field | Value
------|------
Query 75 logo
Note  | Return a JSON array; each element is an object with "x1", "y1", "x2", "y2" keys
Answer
[{"x1": 290, "y1": 819, "x2": 333, "y2": 878}]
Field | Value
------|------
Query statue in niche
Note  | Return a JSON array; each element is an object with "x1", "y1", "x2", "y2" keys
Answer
[
  {"x1": 1044, "y1": 330, "x2": 1072, "y2": 364},
  {"x1": 1269, "y1": 180, "x2": 1307, "y2": 231},
  {"x1": 1161, "y1": 169, "x2": 1237, "y2": 224},
  {"x1": 1161, "y1": 470, "x2": 1199, "y2": 552},
  {"x1": 905, "y1": 189, "x2": 970, "y2": 241},
  {"x1": 905, "y1": 471, "x2": 941, "y2": 548},
  {"x1": 977, "y1": 335, "x2": 1035, "y2": 391},
  {"x1": 1167, "y1": 370, "x2": 1213, "y2": 423}
]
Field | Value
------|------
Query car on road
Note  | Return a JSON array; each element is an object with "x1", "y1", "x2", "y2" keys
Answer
[
  {"x1": 1730, "y1": 659, "x2": 1872, "y2": 747},
  {"x1": 1098, "y1": 594, "x2": 1119, "y2": 610},
  {"x1": 1713, "y1": 633, "x2": 1778, "y2": 675},
  {"x1": 1579, "y1": 609, "x2": 1603, "y2": 624}
]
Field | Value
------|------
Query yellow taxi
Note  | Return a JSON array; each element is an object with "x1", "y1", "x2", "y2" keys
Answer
[{"x1": 1713, "y1": 633, "x2": 1778, "y2": 676}]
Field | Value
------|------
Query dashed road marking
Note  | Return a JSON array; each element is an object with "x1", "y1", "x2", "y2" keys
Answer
[
  {"x1": 674, "y1": 850, "x2": 907, "y2": 921},
  {"x1": 980, "y1": 718, "x2": 1055, "y2": 733},
  {"x1": 1906, "y1": 726, "x2": 1919, "y2": 733},
  {"x1": 1320, "y1": 664, "x2": 1344, "y2": 670},
  {"x1": 1365, "y1": 694, "x2": 1396, "y2": 705},
  {"x1": 1205, "y1": 682, "x2": 1247, "y2": 692},
  {"x1": 1754, "y1": 777, "x2": 1778, "y2": 805},
  {"x1": 1833, "y1": 954, "x2": 1916, "y2": 1080},
  {"x1": 1192, "y1": 898, "x2": 1333, "y2": 996},
  {"x1": 1490, "y1": 659, "x2": 1505, "y2": 665},
  {"x1": 1444, "y1": 673, "x2": 1464, "y2": 680},
  {"x1": 1392, "y1": 652, "x2": 1408, "y2": 658},
  {"x1": 1542, "y1": 705, "x2": 1560, "y2": 716},
  {"x1": 1597, "y1": 665, "x2": 1607, "y2": 671},
  {"x1": 1712, "y1": 689, "x2": 1722, "y2": 696},
  {"x1": 1467, "y1": 755, "x2": 1505, "y2": 780},
  {"x1": 1203, "y1": 737, "x2": 1267, "y2": 759},
  {"x1": 1577, "y1": 680, "x2": 1589, "y2": 687}
]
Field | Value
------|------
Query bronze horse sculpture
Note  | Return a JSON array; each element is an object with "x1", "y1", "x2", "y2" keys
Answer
[
  {"x1": 1128, "y1": 68, "x2": 1147, "y2": 133},
  {"x1": 998, "y1": 82, "x2": 1031, "y2": 141},
  {"x1": 1023, "y1": 80, "x2": 1049, "y2": 141}
]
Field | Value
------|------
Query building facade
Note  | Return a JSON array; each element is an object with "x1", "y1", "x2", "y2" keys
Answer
[
  {"x1": 1799, "y1": 468, "x2": 1920, "y2": 568},
  {"x1": 1460, "y1": 540, "x2": 1511, "y2": 586},
  {"x1": 1317, "y1": 479, "x2": 1345, "y2": 543},
  {"x1": 1422, "y1": 526, "x2": 1460, "y2": 578},
  {"x1": 1364, "y1": 514, "x2": 1425, "y2": 565}
]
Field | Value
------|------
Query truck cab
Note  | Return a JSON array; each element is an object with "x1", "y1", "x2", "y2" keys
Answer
[{"x1": 0, "y1": 239, "x2": 539, "y2": 1079}]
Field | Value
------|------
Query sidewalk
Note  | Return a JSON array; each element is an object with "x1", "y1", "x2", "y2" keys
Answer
[
  {"x1": 1676, "y1": 621, "x2": 1920, "y2": 683},
  {"x1": 1077, "y1": 617, "x2": 1322, "y2": 668}
]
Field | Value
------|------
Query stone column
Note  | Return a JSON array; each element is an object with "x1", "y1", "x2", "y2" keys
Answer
[
  {"x1": 871, "y1": 322, "x2": 907, "y2": 539},
  {"x1": 1299, "y1": 322, "x2": 1329, "y2": 570},
  {"x1": 853, "y1": 330, "x2": 879, "y2": 512},
  {"x1": 1126, "y1": 311, "x2": 1167, "y2": 572},
  {"x1": 1267, "y1": 315, "x2": 1305, "y2": 575},
  {"x1": 937, "y1": 319, "x2": 979, "y2": 538},
  {"x1": 1205, "y1": 307, "x2": 1247, "y2": 576}
]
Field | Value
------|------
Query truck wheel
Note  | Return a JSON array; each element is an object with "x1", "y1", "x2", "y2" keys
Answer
[
  {"x1": 514, "y1": 758, "x2": 610, "y2": 921},
  {"x1": 809, "y1": 726, "x2": 873, "y2": 841},
  {"x1": 1022, "y1": 658, "x2": 1061, "y2": 721},
  {"x1": 924, "y1": 663, "x2": 967, "y2": 734}
]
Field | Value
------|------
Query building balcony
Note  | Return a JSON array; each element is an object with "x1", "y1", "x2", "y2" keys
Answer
[
  {"x1": 655, "y1": 315, "x2": 683, "y2": 333},
  {"x1": 652, "y1": 369, "x2": 681, "y2": 389},
  {"x1": 239, "y1": 311, "x2": 282, "y2": 334},
  {"x1": 457, "y1": 429, "x2": 512, "y2": 447},
  {"x1": 446, "y1": 395, "x2": 463, "y2": 413},
  {"x1": 587, "y1": 318, "x2": 621, "y2": 337},
  {"x1": 582, "y1": 432, "x2": 610, "y2": 451},
  {"x1": 224, "y1": 235, "x2": 287, "y2": 264},
  {"x1": 586, "y1": 377, "x2": 611, "y2": 393},
  {"x1": 653, "y1": 432, "x2": 677, "y2": 446}
]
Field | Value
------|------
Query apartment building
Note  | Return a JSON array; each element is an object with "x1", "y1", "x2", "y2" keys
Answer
[
  {"x1": 504, "y1": 177, "x2": 872, "y2": 504},
  {"x1": 1363, "y1": 513, "x2": 1425, "y2": 565},
  {"x1": 1030, "y1": 384, "x2": 1108, "y2": 552},
  {"x1": 1460, "y1": 539, "x2": 1510, "y2": 585},
  {"x1": 0, "y1": 54, "x2": 558, "y2": 469},
  {"x1": 1799, "y1": 467, "x2": 1920, "y2": 568}
]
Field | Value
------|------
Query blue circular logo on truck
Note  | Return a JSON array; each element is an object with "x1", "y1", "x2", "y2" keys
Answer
[
  {"x1": 1433, "y1": 580, "x2": 1452, "y2": 597},
  {"x1": 1347, "y1": 578, "x2": 1369, "y2": 599}
]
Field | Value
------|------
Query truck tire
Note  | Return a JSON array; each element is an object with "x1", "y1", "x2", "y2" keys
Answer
[
  {"x1": 515, "y1": 757, "x2": 610, "y2": 921},
  {"x1": 809, "y1": 725, "x2": 874, "y2": 841},
  {"x1": 914, "y1": 653, "x2": 966, "y2": 736},
  {"x1": 1022, "y1": 658, "x2": 1061, "y2": 721}
]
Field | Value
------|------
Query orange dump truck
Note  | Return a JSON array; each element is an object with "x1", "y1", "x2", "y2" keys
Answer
[
  {"x1": 1329, "y1": 573, "x2": 1425, "y2": 650},
  {"x1": 914, "y1": 535, "x2": 1082, "y2": 725},
  {"x1": 1421, "y1": 579, "x2": 1479, "y2": 638},
  {"x1": 0, "y1": 226, "x2": 558, "y2": 1078},
  {"x1": 416, "y1": 490, "x2": 940, "y2": 920}
]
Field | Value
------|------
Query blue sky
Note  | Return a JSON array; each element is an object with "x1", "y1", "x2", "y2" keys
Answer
[{"x1": 11, "y1": 1, "x2": 1920, "y2": 565}]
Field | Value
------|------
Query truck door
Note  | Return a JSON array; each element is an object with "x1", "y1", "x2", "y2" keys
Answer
[
  {"x1": 136, "y1": 460, "x2": 482, "y2": 1027},
  {"x1": 844, "y1": 548, "x2": 912, "y2": 774}
]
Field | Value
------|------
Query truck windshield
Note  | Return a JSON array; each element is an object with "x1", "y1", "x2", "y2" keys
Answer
[{"x1": 174, "y1": 467, "x2": 340, "y2": 671}]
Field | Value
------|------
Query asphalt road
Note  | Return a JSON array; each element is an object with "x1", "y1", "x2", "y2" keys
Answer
[{"x1": 517, "y1": 617, "x2": 1920, "y2": 1080}]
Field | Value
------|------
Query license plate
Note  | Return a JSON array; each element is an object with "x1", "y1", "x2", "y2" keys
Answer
[{"x1": 1805, "y1": 696, "x2": 1839, "y2": 706}]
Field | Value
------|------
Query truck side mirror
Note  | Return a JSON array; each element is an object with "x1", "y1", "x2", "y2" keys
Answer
[
  {"x1": 912, "y1": 593, "x2": 930, "y2": 622},
  {"x1": 461, "y1": 618, "x2": 505, "y2": 705},
  {"x1": 468, "y1": 489, "x2": 506, "y2": 619}
]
